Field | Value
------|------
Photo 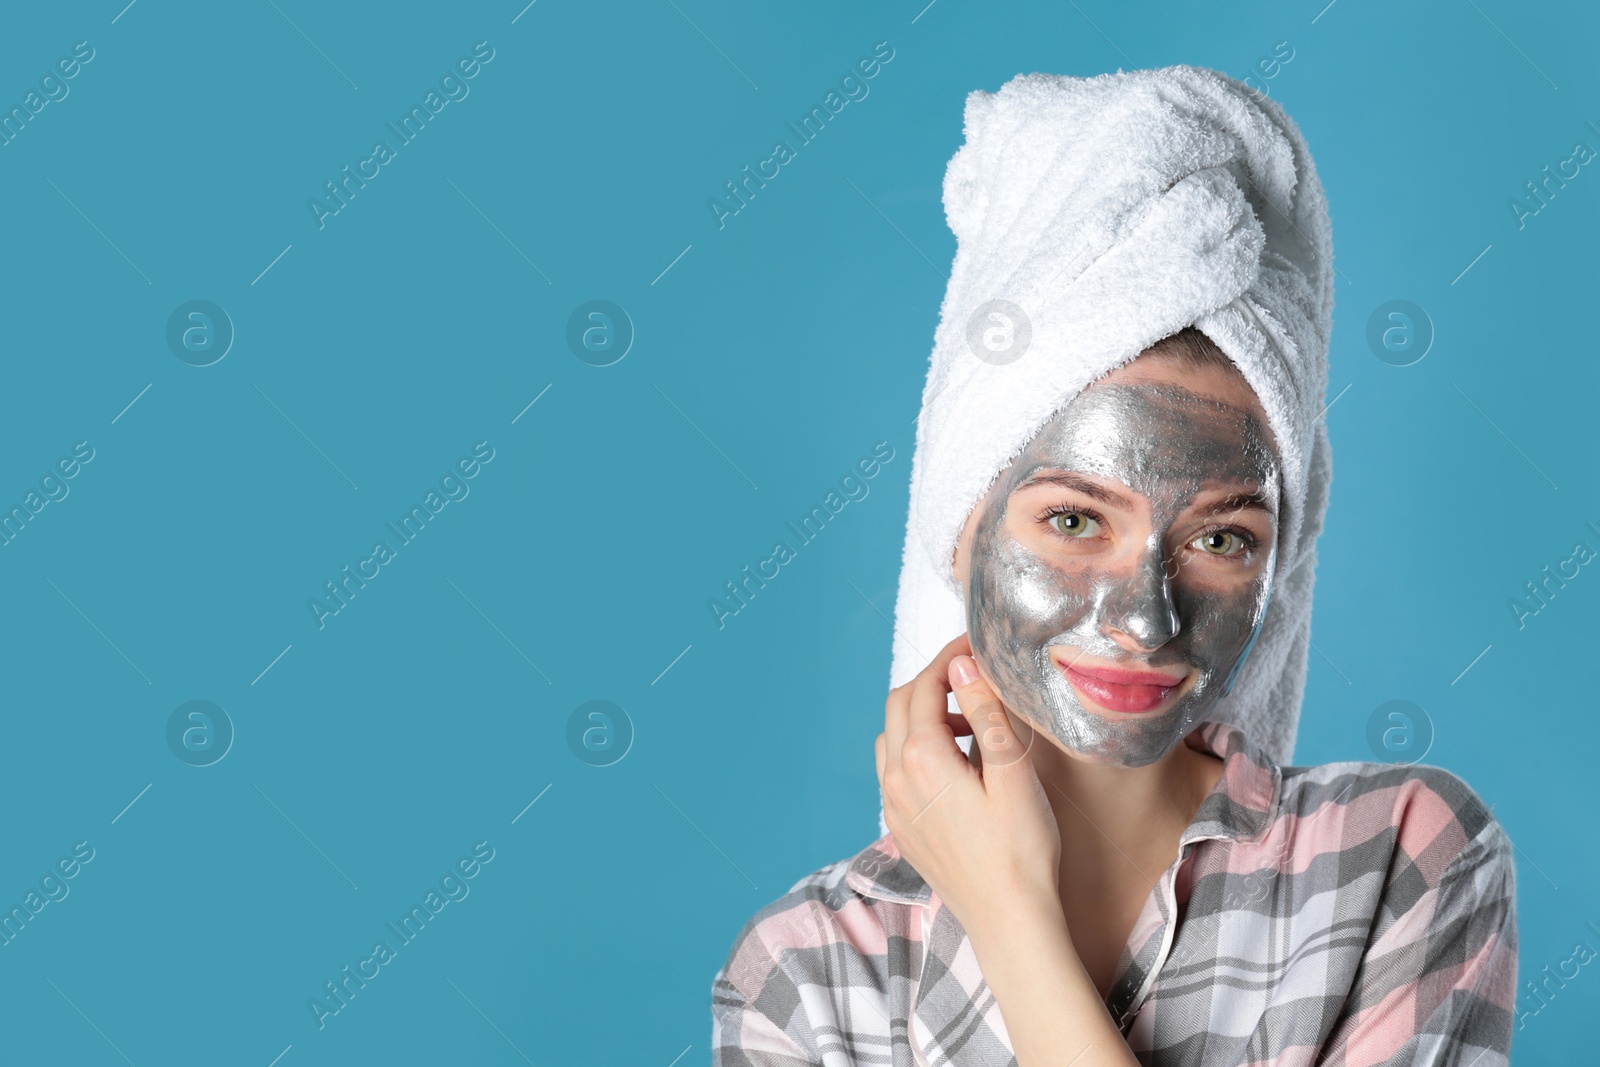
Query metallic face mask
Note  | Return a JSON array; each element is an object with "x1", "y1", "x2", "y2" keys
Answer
[{"x1": 964, "y1": 379, "x2": 1281, "y2": 767}]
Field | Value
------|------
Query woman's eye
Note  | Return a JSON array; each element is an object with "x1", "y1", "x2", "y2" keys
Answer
[
  {"x1": 1050, "y1": 511, "x2": 1100, "y2": 538},
  {"x1": 1195, "y1": 530, "x2": 1247, "y2": 556}
]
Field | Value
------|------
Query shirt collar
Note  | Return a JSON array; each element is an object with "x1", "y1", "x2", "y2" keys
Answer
[{"x1": 845, "y1": 720, "x2": 1283, "y2": 906}]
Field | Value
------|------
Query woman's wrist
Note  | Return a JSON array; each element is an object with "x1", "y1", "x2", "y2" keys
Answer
[
  {"x1": 961, "y1": 881, "x2": 1069, "y2": 953},
  {"x1": 963, "y1": 893, "x2": 1079, "y2": 1007},
  {"x1": 961, "y1": 894, "x2": 1139, "y2": 1067}
]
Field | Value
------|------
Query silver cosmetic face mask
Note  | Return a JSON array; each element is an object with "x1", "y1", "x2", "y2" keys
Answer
[{"x1": 964, "y1": 379, "x2": 1281, "y2": 767}]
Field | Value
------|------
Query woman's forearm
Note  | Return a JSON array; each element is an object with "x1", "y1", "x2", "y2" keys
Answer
[{"x1": 965, "y1": 892, "x2": 1142, "y2": 1067}]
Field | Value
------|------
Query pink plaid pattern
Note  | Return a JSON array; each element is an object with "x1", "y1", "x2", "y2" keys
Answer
[{"x1": 711, "y1": 721, "x2": 1517, "y2": 1066}]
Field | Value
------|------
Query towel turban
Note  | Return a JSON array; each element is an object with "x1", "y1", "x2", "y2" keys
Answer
[{"x1": 881, "y1": 65, "x2": 1335, "y2": 834}]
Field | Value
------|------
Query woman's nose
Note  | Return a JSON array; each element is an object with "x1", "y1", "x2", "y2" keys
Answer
[{"x1": 1102, "y1": 546, "x2": 1180, "y2": 651}]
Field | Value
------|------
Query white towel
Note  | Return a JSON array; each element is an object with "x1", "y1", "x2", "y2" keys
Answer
[{"x1": 880, "y1": 65, "x2": 1334, "y2": 835}]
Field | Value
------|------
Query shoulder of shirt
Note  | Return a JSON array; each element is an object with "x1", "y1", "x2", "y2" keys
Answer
[
  {"x1": 718, "y1": 845, "x2": 879, "y2": 963},
  {"x1": 1276, "y1": 757, "x2": 1513, "y2": 881}
]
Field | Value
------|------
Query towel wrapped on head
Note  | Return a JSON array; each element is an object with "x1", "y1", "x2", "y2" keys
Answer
[{"x1": 882, "y1": 65, "x2": 1335, "y2": 834}]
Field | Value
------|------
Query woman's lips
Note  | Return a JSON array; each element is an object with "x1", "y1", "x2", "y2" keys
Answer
[{"x1": 1055, "y1": 659, "x2": 1187, "y2": 714}]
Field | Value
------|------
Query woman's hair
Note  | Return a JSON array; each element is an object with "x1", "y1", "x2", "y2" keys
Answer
[{"x1": 1144, "y1": 325, "x2": 1236, "y2": 372}]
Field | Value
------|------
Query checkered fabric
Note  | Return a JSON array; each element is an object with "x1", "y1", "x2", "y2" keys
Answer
[{"x1": 710, "y1": 721, "x2": 1518, "y2": 1066}]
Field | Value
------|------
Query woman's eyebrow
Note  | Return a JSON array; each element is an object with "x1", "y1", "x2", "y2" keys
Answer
[
  {"x1": 1016, "y1": 472, "x2": 1134, "y2": 509},
  {"x1": 1192, "y1": 490, "x2": 1274, "y2": 518}
]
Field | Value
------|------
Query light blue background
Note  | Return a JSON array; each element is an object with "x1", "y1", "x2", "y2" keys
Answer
[{"x1": 0, "y1": 0, "x2": 1594, "y2": 1063}]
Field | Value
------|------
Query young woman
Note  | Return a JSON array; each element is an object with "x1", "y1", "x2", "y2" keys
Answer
[{"x1": 711, "y1": 66, "x2": 1517, "y2": 1067}]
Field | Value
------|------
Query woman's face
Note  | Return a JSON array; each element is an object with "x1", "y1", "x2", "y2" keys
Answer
[{"x1": 952, "y1": 354, "x2": 1281, "y2": 767}]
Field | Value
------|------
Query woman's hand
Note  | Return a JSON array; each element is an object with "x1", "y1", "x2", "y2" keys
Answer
[
  {"x1": 875, "y1": 635, "x2": 1142, "y2": 1067},
  {"x1": 875, "y1": 633, "x2": 1062, "y2": 938}
]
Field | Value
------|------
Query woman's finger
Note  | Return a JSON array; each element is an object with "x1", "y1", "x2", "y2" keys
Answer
[
  {"x1": 886, "y1": 633, "x2": 971, "y2": 767},
  {"x1": 898, "y1": 636, "x2": 980, "y2": 786},
  {"x1": 904, "y1": 633, "x2": 973, "y2": 740},
  {"x1": 948, "y1": 652, "x2": 1035, "y2": 779},
  {"x1": 883, "y1": 682, "x2": 910, "y2": 765}
]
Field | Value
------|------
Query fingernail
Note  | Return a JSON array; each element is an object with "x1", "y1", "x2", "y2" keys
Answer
[{"x1": 951, "y1": 655, "x2": 977, "y2": 687}]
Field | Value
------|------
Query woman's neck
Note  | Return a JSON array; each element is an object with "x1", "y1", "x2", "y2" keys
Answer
[{"x1": 1029, "y1": 730, "x2": 1224, "y2": 897}]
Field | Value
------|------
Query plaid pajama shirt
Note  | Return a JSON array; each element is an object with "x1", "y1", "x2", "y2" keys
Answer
[{"x1": 710, "y1": 721, "x2": 1518, "y2": 1066}]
